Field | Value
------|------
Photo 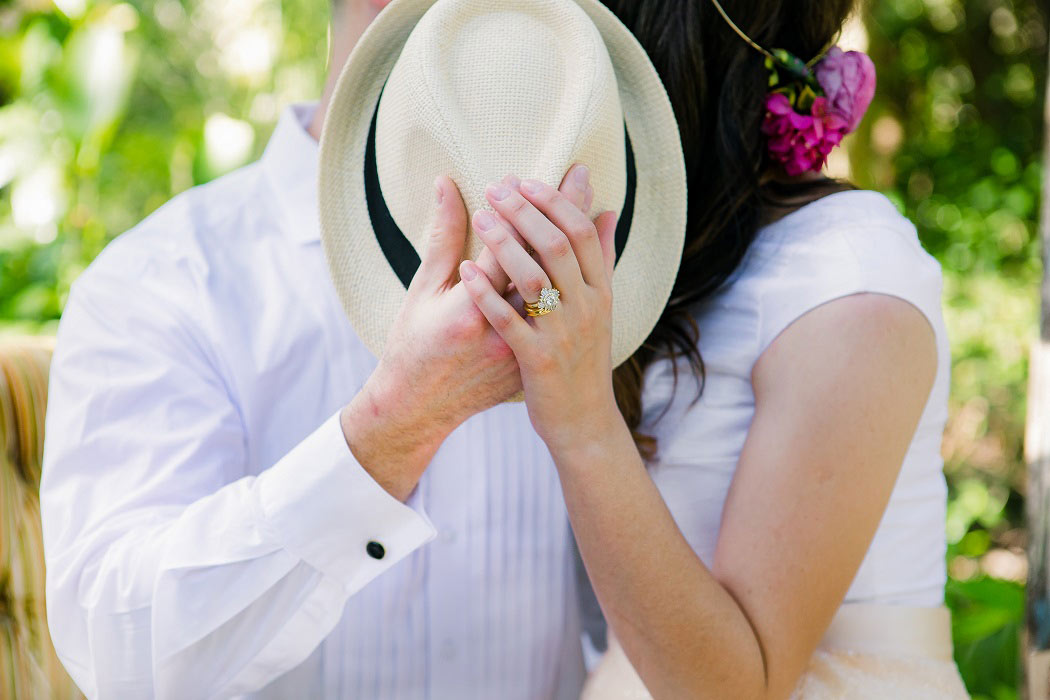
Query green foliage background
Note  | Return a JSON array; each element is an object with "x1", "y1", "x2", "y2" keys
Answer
[
  {"x1": 851, "y1": 0, "x2": 1043, "y2": 696},
  {"x1": 0, "y1": 0, "x2": 1044, "y2": 696}
]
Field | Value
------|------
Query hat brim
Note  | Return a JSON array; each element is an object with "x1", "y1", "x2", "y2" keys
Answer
[{"x1": 319, "y1": 0, "x2": 687, "y2": 398}]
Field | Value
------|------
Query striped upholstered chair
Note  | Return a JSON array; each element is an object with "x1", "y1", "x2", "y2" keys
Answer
[{"x1": 0, "y1": 336, "x2": 83, "y2": 699}]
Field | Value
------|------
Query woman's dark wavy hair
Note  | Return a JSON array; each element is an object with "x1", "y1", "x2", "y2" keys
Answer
[{"x1": 601, "y1": 0, "x2": 857, "y2": 461}]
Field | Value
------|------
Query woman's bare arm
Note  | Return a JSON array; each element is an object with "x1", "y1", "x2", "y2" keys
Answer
[{"x1": 550, "y1": 291, "x2": 937, "y2": 699}]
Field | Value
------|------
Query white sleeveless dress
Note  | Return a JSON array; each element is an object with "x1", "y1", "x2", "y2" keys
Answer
[{"x1": 579, "y1": 190, "x2": 970, "y2": 699}]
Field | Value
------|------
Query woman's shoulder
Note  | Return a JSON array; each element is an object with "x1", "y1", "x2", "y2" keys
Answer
[{"x1": 723, "y1": 189, "x2": 946, "y2": 358}]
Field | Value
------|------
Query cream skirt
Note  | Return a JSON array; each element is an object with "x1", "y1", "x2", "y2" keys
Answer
[{"x1": 579, "y1": 603, "x2": 971, "y2": 699}]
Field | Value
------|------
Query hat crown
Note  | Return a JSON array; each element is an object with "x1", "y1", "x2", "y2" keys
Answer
[{"x1": 375, "y1": 0, "x2": 627, "y2": 261}]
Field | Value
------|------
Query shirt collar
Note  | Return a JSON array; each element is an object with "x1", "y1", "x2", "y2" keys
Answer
[{"x1": 261, "y1": 101, "x2": 322, "y2": 245}]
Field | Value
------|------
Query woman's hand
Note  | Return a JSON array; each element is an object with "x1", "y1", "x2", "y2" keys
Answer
[{"x1": 458, "y1": 164, "x2": 622, "y2": 456}]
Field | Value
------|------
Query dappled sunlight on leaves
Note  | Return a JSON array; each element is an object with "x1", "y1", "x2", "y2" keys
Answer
[
  {"x1": 0, "y1": 0, "x2": 329, "y2": 324},
  {"x1": 850, "y1": 0, "x2": 1045, "y2": 695}
]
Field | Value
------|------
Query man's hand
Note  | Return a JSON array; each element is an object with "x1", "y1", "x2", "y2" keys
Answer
[{"x1": 340, "y1": 167, "x2": 595, "y2": 501}]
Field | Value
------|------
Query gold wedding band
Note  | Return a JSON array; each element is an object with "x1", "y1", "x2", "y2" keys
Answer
[{"x1": 525, "y1": 287, "x2": 561, "y2": 317}]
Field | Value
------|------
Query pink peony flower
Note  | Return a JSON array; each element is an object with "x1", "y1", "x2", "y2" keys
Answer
[
  {"x1": 814, "y1": 47, "x2": 877, "y2": 132},
  {"x1": 762, "y1": 93, "x2": 849, "y2": 176}
]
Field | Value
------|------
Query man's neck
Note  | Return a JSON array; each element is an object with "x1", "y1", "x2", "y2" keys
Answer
[{"x1": 307, "y1": 2, "x2": 385, "y2": 142}]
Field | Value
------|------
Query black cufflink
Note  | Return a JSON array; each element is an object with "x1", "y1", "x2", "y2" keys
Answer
[{"x1": 366, "y1": 541, "x2": 386, "y2": 560}]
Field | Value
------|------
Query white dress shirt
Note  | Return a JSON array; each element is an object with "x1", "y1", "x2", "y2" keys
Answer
[{"x1": 41, "y1": 102, "x2": 586, "y2": 699}]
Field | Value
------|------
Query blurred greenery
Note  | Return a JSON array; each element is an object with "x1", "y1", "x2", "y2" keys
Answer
[
  {"x1": 851, "y1": 0, "x2": 1045, "y2": 697},
  {"x1": 0, "y1": 0, "x2": 1044, "y2": 697},
  {"x1": 0, "y1": 0, "x2": 329, "y2": 328}
]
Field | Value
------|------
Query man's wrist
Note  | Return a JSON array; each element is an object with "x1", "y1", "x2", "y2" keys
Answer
[{"x1": 339, "y1": 370, "x2": 454, "y2": 502}]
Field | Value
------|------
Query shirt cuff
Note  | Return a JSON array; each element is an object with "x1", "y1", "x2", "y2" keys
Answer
[{"x1": 255, "y1": 407, "x2": 437, "y2": 590}]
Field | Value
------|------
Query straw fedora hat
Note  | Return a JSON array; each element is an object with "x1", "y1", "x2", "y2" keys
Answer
[{"x1": 318, "y1": 0, "x2": 687, "y2": 401}]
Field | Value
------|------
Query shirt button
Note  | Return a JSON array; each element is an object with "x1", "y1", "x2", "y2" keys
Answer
[
  {"x1": 366, "y1": 541, "x2": 385, "y2": 560},
  {"x1": 439, "y1": 529, "x2": 457, "y2": 543}
]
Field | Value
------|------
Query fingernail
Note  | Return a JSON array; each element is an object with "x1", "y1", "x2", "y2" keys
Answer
[
  {"x1": 460, "y1": 261, "x2": 477, "y2": 281},
  {"x1": 505, "y1": 174, "x2": 521, "y2": 189},
  {"x1": 573, "y1": 164, "x2": 590, "y2": 189},
  {"x1": 475, "y1": 211, "x2": 496, "y2": 231},
  {"x1": 521, "y1": 179, "x2": 543, "y2": 195},
  {"x1": 488, "y1": 184, "x2": 512, "y2": 201},
  {"x1": 435, "y1": 179, "x2": 444, "y2": 204}
]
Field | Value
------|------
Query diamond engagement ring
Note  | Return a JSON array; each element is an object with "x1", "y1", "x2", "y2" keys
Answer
[{"x1": 524, "y1": 287, "x2": 561, "y2": 317}]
